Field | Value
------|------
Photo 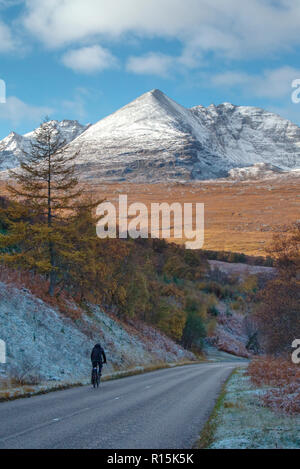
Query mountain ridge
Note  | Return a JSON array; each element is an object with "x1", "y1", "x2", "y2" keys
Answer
[
  {"x1": 0, "y1": 120, "x2": 90, "y2": 171},
  {"x1": 1, "y1": 90, "x2": 300, "y2": 181}
]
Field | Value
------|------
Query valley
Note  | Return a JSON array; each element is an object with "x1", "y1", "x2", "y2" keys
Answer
[
  {"x1": 87, "y1": 175, "x2": 299, "y2": 256},
  {"x1": 2, "y1": 172, "x2": 298, "y2": 256},
  {"x1": 1, "y1": 88, "x2": 299, "y2": 258}
]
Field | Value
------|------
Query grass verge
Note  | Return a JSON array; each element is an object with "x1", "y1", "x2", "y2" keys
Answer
[
  {"x1": 195, "y1": 368, "x2": 237, "y2": 449},
  {"x1": 195, "y1": 367, "x2": 300, "y2": 449},
  {"x1": 0, "y1": 382, "x2": 84, "y2": 403}
]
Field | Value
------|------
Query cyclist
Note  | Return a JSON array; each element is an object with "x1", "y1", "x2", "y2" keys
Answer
[{"x1": 91, "y1": 343, "x2": 107, "y2": 381}]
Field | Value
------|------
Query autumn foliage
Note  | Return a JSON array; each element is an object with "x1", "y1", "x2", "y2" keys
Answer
[
  {"x1": 254, "y1": 222, "x2": 300, "y2": 355},
  {"x1": 248, "y1": 357, "x2": 300, "y2": 415},
  {"x1": 1, "y1": 121, "x2": 101, "y2": 297},
  {"x1": 246, "y1": 225, "x2": 300, "y2": 415},
  {"x1": 0, "y1": 191, "x2": 213, "y2": 348}
]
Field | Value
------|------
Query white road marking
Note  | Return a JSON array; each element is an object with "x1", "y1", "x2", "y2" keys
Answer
[{"x1": 0, "y1": 407, "x2": 92, "y2": 443}]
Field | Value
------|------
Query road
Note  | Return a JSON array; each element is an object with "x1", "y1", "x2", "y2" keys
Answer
[{"x1": 0, "y1": 362, "x2": 240, "y2": 449}]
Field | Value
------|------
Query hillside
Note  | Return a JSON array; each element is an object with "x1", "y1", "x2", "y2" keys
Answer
[{"x1": 0, "y1": 281, "x2": 195, "y2": 389}]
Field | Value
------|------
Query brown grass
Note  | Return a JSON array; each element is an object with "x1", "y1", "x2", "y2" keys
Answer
[
  {"x1": 2, "y1": 176, "x2": 299, "y2": 256},
  {"x1": 248, "y1": 357, "x2": 300, "y2": 415},
  {"x1": 85, "y1": 177, "x2": 299, "y2": 256}
]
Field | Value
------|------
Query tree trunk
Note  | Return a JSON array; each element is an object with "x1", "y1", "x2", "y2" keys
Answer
[
  {"x1": 49, "y1": 264, "x2": 56, "y2": 297},
  {"x1": 47, "y1": 149, "x2": 56, "y2": 296}
]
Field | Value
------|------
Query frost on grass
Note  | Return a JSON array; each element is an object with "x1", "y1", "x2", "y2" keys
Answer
[
  {"x1": 209, "y1": 369, "x2": 300, "y2": 449},
  {"x1": 0, "y1": 282, "x2": 194, "y2": 393},
  {"x1": 248, "y1": 358, "x2": 300, "y2": 415}
]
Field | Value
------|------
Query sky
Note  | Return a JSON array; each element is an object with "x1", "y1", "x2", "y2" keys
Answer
[{"x1": 0, "y1": 0, "x2": 300, "y2": 139}]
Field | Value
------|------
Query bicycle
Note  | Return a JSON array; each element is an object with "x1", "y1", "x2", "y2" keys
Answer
[{"x1": 91, "y1": 366, "x2": 101, "y2": 388}]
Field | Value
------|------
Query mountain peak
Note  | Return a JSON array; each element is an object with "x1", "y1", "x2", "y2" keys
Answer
[
  {"x1": 0, "y1": 119, "x2": 88, "y2": 171},
  {"x1": 134, "y1": 88, "x2": 168, "y2": 105},
  {"x1": 6, "y1": 131, "x2": 20, "y2": 139},
  {"x1": 219, "y1": 102, "x2": 236, "y2": 109},
  {"x1": 1, "y1": 90, "x2": 300, "y2": 180},
  {"x1": 148, "y1": 88, "x2": 165, "y2": 98},
  {"x1": 69, "y1": 90, "x2": 300, "y2": 181}
]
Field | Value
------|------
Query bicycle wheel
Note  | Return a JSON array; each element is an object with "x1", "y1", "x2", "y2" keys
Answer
[{"x1": 92, "y1": 369, "x2": 97, "y2": 388}]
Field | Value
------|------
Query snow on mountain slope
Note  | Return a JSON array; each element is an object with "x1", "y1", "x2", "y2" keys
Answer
[
  {"x1": 66, "y1": 90, "x2": 300, "y2": 181},
  {"x1": 0, "y1": 132, "x2": 31, "y2": 171},
  {"x1": 67, "y1": 89, "x2": 216, "y2": 181},
  {"x1": 228, "y1": 163, "x2": 284, "y2": 181},
  {"x1": 0, "y1": 120, "x2": 89, "y2": 171},
  {"x1": 191, "y1": 103, "x2": 300, "y2": 170},
  {"x1": 1, "y1": 90, "x2": 300, "y2": 182}
]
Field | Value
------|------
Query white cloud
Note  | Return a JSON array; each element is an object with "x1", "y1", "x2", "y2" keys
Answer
[
  {"x1": 212, "y1": 71, "x2": 250, "y2": 88},
  {"x1": 0, "y1": 0, "x2": 23, "y2": 8},
  {"x1": 254, "y1": 67, "x2": 300, "y2": 99},
  {"x1": 126, "y1": 53, "x2": 175, "y2": 77},
  {"x1": 0, "y1": 20, "x2": 16, "y2": 52},
  {"x1": 21, "y1": 0, "x2": 300, "y2": 62},
  {"x1": 0, "y1": 2, "x2": 25, "y2": 53},
  {"x1": 212, "y1": 67, "x2": 300, "y2": 100},
  {"x1": 22, "y1": 0, "x2": 196, "y2": 48},
  {"x1": 61, "y1": 45, "x2": 118, "y2": 74},
  {"x1": 126, "y1": 50, "x2": 203, "y2": 77},
  {"x1": 0, "y1": 96, "x2": 53, "y2": 125}
]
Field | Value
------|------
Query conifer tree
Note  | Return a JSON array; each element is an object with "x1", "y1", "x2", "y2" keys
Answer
[{"x1": 1, "y1": 119, "x2": 87, "y2": 295}]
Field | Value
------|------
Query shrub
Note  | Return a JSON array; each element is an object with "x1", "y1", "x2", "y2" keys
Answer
[
  {"x1": 254, "y1": 278, "x2": 300, "y2": 355},
  {"x1": 181, "y1": 312, "x2": 206, "y2": 350},
  {"x1": 208, "y1": 305, "x2": 219, "y2": 317},
  {"x1": 248, "y1": 357, "x2": 300, "y2": 415}
]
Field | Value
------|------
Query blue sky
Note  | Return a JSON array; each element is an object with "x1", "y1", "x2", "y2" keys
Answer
[{"x1": 0, "y1": 0, "x2": 300, "y2": 139}]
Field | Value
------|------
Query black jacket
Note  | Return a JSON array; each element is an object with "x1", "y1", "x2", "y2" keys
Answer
[{"x1": 91, "y1": 345, "x2": 107, "y2": 364}]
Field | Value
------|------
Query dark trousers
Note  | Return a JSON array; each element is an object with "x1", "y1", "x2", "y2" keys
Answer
[{"x1": 92, "y1": 361, "x2": 103, "y2": 375}]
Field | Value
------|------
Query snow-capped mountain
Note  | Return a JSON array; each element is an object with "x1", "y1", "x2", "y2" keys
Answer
[
  {"x1": 0, "y1": 120, "x2": 90, "y2": 171},
  {"x1": 190, "y1": 102, "x2": 300, "y2": 172},
  {"x1": 65, "y1": 89, "x2": 300, "y2": 181},
  {"x1": 1, "y1": 90, "x2": 300, "y2": 181}
]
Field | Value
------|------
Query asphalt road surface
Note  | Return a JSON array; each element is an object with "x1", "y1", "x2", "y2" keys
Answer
[{"x1": 0, "y1": 362, "x2": 241, "y2": 449}]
